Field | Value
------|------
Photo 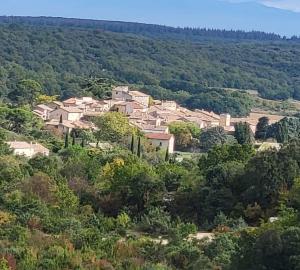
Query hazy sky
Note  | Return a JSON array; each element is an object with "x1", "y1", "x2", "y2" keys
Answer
[
  {"x1": 1, "y1": 0, "x2": 300, "y2": 35},
  {"x1": 226, "y1": 0, "x2": 300, "y2": 12}
]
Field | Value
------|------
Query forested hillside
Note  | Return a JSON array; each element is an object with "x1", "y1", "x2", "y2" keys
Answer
[
  {"x1": 0, "y1": 17, "x2": 300, "y2": 109},
  {"x1": 1, "y1": 104, "x2": 300, "y2": 269}
]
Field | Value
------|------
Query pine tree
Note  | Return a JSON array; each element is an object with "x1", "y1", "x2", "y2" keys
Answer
[
  {"x1": 64, "y1": 131, "x2": 69, "y2": 148},
  {"x1": 137, "y1": 137, "x2": 142, "y2": 158},
  {"x1": 130, "y1": 135, "x2": 135, "y2": 154}
]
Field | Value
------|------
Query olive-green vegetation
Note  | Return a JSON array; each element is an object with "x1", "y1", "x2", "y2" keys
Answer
[
  {"x1": 1, "y1": 18, "x2": 300, "y2": 116},
  {"x1": 169, "y1": 122, "x2": 201, "y2": 151},
  {"x1": 1, "y1": 103, "x2": 300, "y2": 269},
  {"x1": 234, "y1": 122, "x2": 255, "y2": 145}
]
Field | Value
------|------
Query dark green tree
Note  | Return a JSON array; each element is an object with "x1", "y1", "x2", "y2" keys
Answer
[
  {"x1": 137, "y1": 137, "x2": 142, "y2": 158},
  {"x1": 64, "y1": 132, "x2": 69, "y2": 148},
  {"x1": 72, "y1": 133, "x2": 76, "y2": 145},
  {"x1": 200, "y1": 127, "x2": 236, "y2": 151},
  {"x1": 267, "y1": 117, "x2": 300, "y2": 143},
  {"x1": 82, "y1": 77, "x2": 115, "y2": 99},
  {"x1": 8, "y1": 79, "x2": 42, "y2": 105},
  {"x1": 130, "y1": 135, "x2": 135, "y2": 154},
  {"x1": 255, "y1": 117, "x2": 270, "y2": 140},
  {"x1": 234, "y1": 122, "x2": 255, "y2": 145},
  {"x1": 165, "y1": 148, "x2": 169, "y2": 162}
]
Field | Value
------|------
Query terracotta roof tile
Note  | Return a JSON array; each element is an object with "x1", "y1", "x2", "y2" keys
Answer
[{"x1": 145, "y1": 133, "x2": 173, "y2": 140}]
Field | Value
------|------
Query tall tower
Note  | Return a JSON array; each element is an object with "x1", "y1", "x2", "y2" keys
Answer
[{"x1": 220, "y1": 114, "x2": 231, "y2": 127}]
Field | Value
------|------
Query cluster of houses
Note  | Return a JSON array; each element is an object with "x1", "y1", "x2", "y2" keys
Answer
[
  {"x1": 31, "y1": 86, "x2": 255, "y2": 154},
  {"x1": 8, "y1": 85, "x2": 261, "y2": 158}
]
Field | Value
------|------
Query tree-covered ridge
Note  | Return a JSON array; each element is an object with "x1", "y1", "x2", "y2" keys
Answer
[
  {"x1": 0, "y1": 19, "x2": 299, "y2": 105},
  {"x1": 0, "y1": 16, "x2": 291, "y2": 41}
]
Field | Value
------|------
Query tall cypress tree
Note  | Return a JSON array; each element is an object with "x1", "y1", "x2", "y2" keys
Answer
[
  {"x1": 72, "y1": 132, "x2": 76, "y2": 145},
  {"x1": 81, "y1": 137, "x2": 85, "y2": 148},
  {"x1": 137, "y1": 137, "x2": 141, "y2": 158},
  {"x1": 130, "y1": 135, "x2": 135, "y2": 154},
  {"x1": 64, "y1": 131, "x2": 69, "y2": 148},
  {"x1": 165, "y1": 147, "x2": 169, "y2": 162}
]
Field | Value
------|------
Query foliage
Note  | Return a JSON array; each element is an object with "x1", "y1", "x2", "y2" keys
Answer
[
  {"x1": 8, "y1": 79, "x2": 42, "y2": 105},
  {"x1": 82, "y1": 77, "x2": 115, "y2": 99},
  {"x1": 169, "y1": 122, "x2": 200, "y2": 151},
  {"x1": 94, "y1": 112, "x2": 136, "y2": 143},
  {"x1": 139, "y1": 207, "x2": 172, "y2": 235},
  {"x1": 199, "y1": 126, "x2": 236, "y2": 151},
  {"x1": 0, "y1": 106, "x2": 42, "y2": 134},
  {"x1": 255, "y1": 117, "x2": 270, "y2": 140},
  {"x1": 267, "y1": 117, "x2": 300, "y2": 143},
  {"x1": 234, "y1": 122, "x2": 255, "y2": 145}
]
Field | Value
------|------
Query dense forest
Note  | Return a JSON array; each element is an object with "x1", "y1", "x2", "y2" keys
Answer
[
  {"x1": 1, "y1": 104, "x2": 300, "y2": 269},
  {"x1": 0, "y1": 16, "x2": 291, "y2": 41},
  {"x1": 0, "y1": 17, "x2": 300, "y2": 116}
]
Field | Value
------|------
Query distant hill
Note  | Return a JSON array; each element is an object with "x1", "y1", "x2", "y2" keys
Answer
[
  {"x1": 0, "y1": 16, "x2": 300, "y2": 116},
  {"x1": 1, "y1": 0, "x2": 300, "y2": 36},
  {"x1": 0, "y1": 16, "x2": 293, "y2": 42}
]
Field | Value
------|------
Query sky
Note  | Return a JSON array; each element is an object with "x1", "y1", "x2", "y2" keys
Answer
[
  {"x1": 1, "y1": 0, "x2": 300, "y2": 36},
  {"x1": 228, "y1": 0, "x2": 300, "y2": 12}
]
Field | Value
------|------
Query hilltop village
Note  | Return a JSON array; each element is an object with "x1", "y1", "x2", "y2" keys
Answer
[{"x1": 30, "y1": 86, "x2": 256, "y2": 155}]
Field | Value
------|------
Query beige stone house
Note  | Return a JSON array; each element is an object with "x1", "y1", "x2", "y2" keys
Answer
[
  {"x1": 112, "y1": 86, "x2": 150, "y2": 107},
  {"x1": 7, "y1": 141, "x2": 50, "y2": 158},
  {"x1": 145, "y1": 133, "x2": 175, "y2": 154},
  {"x1": 112, "y1": 101, "x2": 147, "y2": 115},
  {"x1": 128, "y1": 91, "x2": 150, "y2": 107},
  {"x1": 49, "y1": 107, "x2": 83, "y2": 121},
  {"x1": 45, "y1": 119, "x2": 95, "y2": 135},
  {"x1": 33, "y1": 104, "x2": 54, "y2": 120},
  {"x1": 47, "y1": 101, "x2": 63, "y2": 110}
]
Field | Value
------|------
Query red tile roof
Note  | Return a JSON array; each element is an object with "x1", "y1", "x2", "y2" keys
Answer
[
  {"x1": 145, "y1": 133, "x2": 173, "y2": 140},
  {"x1": 63, "y1": 98, "x2": 77, "y2": 104}
]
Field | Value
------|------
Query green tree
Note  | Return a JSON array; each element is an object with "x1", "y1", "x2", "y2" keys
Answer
[
  {"x1": 169, "y1": 122, "x2": 200, "y2": 150},
  {"x1": 165, "y1": 148, "x2": 169, "y2": 162},
  {"x1": 82, "y1": 77, "x2": 115, "y2": 99},
  {"x1": 241, "y1": 150, "x2": 299, "y2": 210},
  {"x1": 137, "y1": 136, "x2": 142, "y2": 158},
  {"x1": 94, "y1": 112, "x2": 136, "y2": 143},
  {"x1": 255, "y1": 117, "x2": 270, "y2": 140},
  {"x1": 101, "y1": 157, "x2": 165, "y2": 214},
  {"x1": 200, "y1": 127, "x2": 236, "y2": 151},
  {"x1": 139, "y1": 207, "x2": 171, "y2": 235},
  {"x1": 0, "y1": 107, "x2": 42, "y2": 134},
  {"x1": 267, "y1": 117, "x2": 300, "y2": 143},
  {"x1": 0, "y1": 129, "x2": 11, "y2": 156},
  {"x1": 130, "y1": 135, "x2": 135, "y2": 154},
  {"x1": 234, "y1": 122, "x2": 255, "y2": 145},
  {"x1": 205, "y1": 233, "x2": 239, "y2": 269},
  {"x1": 199, "y1": 143, "x2": 255, "y2": 172},
  {"x1": 8, "y1": 79, "x2": 42, "y2": 105},
  {"x1": 64, "y1": 132, "x2": 69, "y2": 148}
]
